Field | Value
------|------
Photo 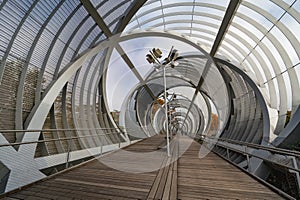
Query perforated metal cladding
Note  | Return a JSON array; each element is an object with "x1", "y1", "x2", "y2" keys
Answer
[
  {"x1": 0, "y1": 0, "x2": 137, "y2": 158},
  {"x1": 220, "y1": 65, "x2": 263, "y2": 143}
]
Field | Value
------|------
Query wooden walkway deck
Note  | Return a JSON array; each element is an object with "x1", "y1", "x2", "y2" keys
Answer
[{"x1": 2, "y1": 135, "x2": 284, "y2": 200}]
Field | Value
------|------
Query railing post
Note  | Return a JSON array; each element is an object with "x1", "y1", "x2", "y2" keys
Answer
[
  {"x1": 244, "y1": 146, "x2": 251, "y2": 172},
  {"x1": 99, "y1": 133, "x2": 103, "y2": 155},
  {"x1": 115, "y1": 130, "x2": 122, "y2": 148},
  {"x1": 288, "y1": 156, "x2": 300, "y2": 191},
  {"x1": 246, "y1": 154, "x2": 251, "y2": 172},
  {"x1": 226, "y1": 148, "x2": 230, "y2": 160},
  {"x1": 65, "y1": 133, "x2": 71, "y2": 169}
]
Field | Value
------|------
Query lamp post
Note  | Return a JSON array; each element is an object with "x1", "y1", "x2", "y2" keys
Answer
[{"x1": 146, "y1": 46, "x2": 179, "y2": 157}]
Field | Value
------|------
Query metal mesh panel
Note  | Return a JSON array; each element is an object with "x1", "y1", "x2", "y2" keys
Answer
[{"x1": 0, "y1": 58, "x2": 22, "y2": 142}]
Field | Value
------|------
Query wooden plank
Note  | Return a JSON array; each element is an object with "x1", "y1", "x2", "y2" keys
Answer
[
  {"x1": 155, "y1": 157, "x2": 172, "y2": 199},
  {"x1": 162, "y1": 162, "x2": 173, "y2": 200},
  {"x1": 147, "y1": 155, "x2": 169, "y2": 199},
  {"x1": 169, "y1": 140, "x2": 178, "y2": 200},
  {"x1": 177, "y1": 141, "x2": 284, "y2": 200},
  {"x1": 162, "y1": 139, "x2": 178, "y2": 200},
  {"x1": 148, "y1": 138, "x2": 179, "y2": 200},
  {"x1": 36, "y1": 181, "x2": 141, "y2": 200},
  {"x1": 54, "y1": 178, "x2": 149, "y2": 192},
  {"x1": 3, "y1": 135, "x2": 285, "y2": 200}
]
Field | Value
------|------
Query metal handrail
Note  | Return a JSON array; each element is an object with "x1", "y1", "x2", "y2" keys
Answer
[
  {"x1": 0, "y1": 131, "x2": 122, "y2": 147},
  {"x1": 0, "y1": 127, "x2": 146, "y2": 188},
  {"x1": 207, "y1": 137, "x2": 300, "y2": 157},
  {"x1": 212, "y1": 149, "x2": 296, "y2": 200},
  {"x1": 213, "y1": 142, "x2": 300, "y2": 173},
  {"x1": 0, "y1": 128, "x2": 144, "y2": 147},
  {"x1": 204, "y1": 137, "x2": 300, "y2": 199},
  {"x1": 0, "y1": 127, "x2": 121, "y2": 133}
]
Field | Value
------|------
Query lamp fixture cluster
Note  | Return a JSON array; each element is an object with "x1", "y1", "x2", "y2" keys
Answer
[
  {"x1": 145, "y1": 46, "x2": 180, "y2": 157},
  {"x1": 146, "y1": 46, "x2": 179, "y2": 69}
]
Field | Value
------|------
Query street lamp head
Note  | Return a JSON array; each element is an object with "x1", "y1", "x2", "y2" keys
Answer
[
  {"x1": 170, "y1": 61, "x2": 179, "y2": 68},
  {"x1": 145, "y1": 47, "x2": 178, "y2": 157},
  {"x1": 153, "y1": 63, "x2": 161, "y2": 71},
  {"x1": 170, "y1": 49, "x2": 179, "y2": 61},
  {"x1": 152, "y1": 48, "x2": 162, "y2": 58},
  {"x1": 146, "y1": 47, "x2": 179, "y2": 69},
  {"x1": 146, "y1": 54, "x2": 155, "y2": 64},
  {"x1": 162, "y1": 57, "x2": 170, "y2": 65}
]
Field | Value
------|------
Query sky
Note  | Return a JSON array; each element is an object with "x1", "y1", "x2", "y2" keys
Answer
[{"x1": 106, "y1": 36, "x2": 201, "y2": 111}]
